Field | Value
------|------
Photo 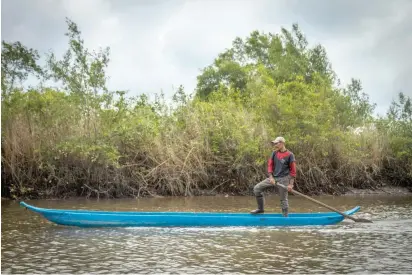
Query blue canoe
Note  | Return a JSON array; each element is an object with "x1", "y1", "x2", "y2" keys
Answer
[{"x1": 20, "y1": 201, "x2": 361, "y2": 228}]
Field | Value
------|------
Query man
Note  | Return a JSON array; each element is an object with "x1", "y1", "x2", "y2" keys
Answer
[{"x1": 250, "y1": 136, "x2": 296, "y2": 217}]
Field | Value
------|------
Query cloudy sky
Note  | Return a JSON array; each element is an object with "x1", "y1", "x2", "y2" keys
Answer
[{"x1": 2, "y1": 0, "x2": 412, "y2": 115}]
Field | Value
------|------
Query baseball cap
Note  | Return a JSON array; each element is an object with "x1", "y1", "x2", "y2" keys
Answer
[{"x1": 271, "y1": 137, "x2": 285, "y2": 144}]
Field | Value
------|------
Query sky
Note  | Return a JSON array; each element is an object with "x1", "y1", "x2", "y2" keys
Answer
[{"x1": 2, "y1": 0, "x2": 412, "y2": 116}]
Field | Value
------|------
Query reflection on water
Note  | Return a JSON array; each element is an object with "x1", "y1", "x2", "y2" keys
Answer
[{"x1": 2, "y1": 194, "x2": 412, "y2": 274}]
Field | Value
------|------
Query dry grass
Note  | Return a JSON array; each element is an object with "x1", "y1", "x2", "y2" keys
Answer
[{"x1": 2, "y1": 97, "x2": 411, "y2": 199}]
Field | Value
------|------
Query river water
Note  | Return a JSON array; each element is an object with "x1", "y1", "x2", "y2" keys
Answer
[{"x1": 2, "y1": 194, "x2": 412, "y2": 274}]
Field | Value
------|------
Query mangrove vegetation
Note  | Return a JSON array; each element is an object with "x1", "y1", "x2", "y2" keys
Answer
[{"x1": 2, "y1": 18, "x2": 411, "y2": 199}]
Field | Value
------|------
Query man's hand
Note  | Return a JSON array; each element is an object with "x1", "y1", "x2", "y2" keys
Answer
[
  {"x1": 269, "y1": 176, "x2": 275, "y2": 185},
  {"x1": 287, "y1": 178, "x2": 295, "y2": 192}
]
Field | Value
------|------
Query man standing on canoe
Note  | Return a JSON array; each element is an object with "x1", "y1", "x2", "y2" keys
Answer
[{"x1": 250, "y1": 137, "x2": 296, "y2": 216}]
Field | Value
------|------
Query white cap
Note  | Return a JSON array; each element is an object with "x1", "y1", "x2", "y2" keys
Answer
[{"x1": 271, "y1": 137, "x2": 285, "y2": 144}]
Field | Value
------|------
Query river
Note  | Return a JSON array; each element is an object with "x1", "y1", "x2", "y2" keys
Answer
[{"x1": 2, "y1": 194, "x2": 412, "y2": 274}]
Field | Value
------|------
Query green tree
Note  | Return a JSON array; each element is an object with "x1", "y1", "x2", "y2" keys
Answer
[
  {"x1": 1, "y1": 41, "x2": 44, "y2": 97},
  {"x1": 195, "y1": 23, "x2": 336, "y2": 99},
  {"x1": 385, "y1": 92, "x2": 412, "y2": 159},
  {"x1": 47, "y1": 17, "x2": 111, "y2": 138}
]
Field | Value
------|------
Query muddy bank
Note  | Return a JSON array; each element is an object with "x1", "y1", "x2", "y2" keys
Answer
[
  {"x1": 344, "y1": 186, "x2": 412, "y2": 196},
  {"x1": 2, "y1": 186, "x2": 411, "y2": 201}
]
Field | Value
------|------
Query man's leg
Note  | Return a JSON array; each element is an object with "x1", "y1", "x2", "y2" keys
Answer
[
  {"x1": 250, "y1": 178, "x2": 273, "y2": 214},
  {"x1": 277, "y1": 177, "x2": 290, "y2": 217}
]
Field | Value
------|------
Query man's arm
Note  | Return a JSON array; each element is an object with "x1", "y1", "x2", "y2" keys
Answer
[
  {"x1": 289, "y1": 162, "x2": 296, "y2": 179},
  {"x1": 268, "y1": 152, "x2": 275, "y2": 184},
  {"x1": 288, "y1": 154, "x2": 296, "y2": 190}
]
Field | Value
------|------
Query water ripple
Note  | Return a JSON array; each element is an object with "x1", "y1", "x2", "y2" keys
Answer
[{"x1": 2, "y1": 196, "x2": 412, "y2": 274}]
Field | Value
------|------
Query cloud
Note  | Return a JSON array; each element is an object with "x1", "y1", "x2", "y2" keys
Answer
[
  {"x1": 276, "y1": 0, "x2": 412, "y2": 114},
  {"x1": 2, "y1": 0, "x2": 411, "y2": 115}
]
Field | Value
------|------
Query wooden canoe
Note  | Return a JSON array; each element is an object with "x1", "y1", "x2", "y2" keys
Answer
[{"x1": 20, "y1": 201, "x2": 361, "y2": 227}]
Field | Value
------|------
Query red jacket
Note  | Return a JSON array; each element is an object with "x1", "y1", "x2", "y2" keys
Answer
[{"x1": 268, "y1": 150, "x2": 296, "y2": 178}]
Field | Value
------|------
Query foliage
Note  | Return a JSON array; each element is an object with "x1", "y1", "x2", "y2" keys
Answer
[
  {"x1": 1, "y1": 19, "x2": 411, "y2": 199},
  {"x1": 195, "y1": 24, "x2": 336, "y2": 100},
  {"x1": 1, "y1": 41, "x2": 44, "y2": 98}
]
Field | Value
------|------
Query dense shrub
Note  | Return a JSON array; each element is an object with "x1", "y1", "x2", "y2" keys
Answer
[{"x1": 2, "y1": 19, "x2": 411, "y2": 199}]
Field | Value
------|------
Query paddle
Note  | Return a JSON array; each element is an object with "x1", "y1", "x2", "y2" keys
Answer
[{"x1": 277, "y1": 183, "x2": 373, "y2": 223}]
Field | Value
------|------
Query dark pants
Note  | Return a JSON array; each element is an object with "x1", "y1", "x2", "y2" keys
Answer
[{"x1": 253, "y1": 176, "x2": 290, "y2": 212}]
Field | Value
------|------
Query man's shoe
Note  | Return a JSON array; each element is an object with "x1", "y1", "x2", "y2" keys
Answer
[
  {"x1": 250, "y1": 209, "x2": 264, "y2": 214},
  {"x1": 250, "y1": 196, "x2": 265, "y2": 214}
]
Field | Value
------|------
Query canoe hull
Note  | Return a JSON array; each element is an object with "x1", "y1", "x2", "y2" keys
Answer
[{"x1": 20, "y1": 201, "x2": 361, "y2": 228}]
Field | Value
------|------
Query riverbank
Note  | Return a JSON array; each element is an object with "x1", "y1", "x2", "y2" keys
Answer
[{"x1": 2, "y1": 186, "x2": 411, "y2": 201}]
